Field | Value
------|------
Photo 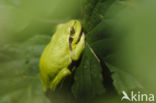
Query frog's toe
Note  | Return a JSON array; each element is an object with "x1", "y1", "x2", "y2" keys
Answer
[{"x1": 50, "y1": 82, "x2": 57, "y2": 91}]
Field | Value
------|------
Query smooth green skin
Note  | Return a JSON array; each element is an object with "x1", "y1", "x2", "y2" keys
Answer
[{"x1": 39, "y1": 20, "x2": 85, "y2": 92}]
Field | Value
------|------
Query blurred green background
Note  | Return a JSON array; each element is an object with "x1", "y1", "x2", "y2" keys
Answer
[{"x1": 0, "y1": 0, "x2": 156, "y2": 103}]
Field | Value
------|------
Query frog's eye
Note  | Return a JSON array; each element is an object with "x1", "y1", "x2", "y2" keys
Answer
[{"x1": 70, "y1": 27, "x2": 75, "y2": 35}]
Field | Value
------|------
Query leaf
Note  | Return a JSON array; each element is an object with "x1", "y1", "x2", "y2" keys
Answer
[
  {"x1": 81, "y1": 0, "x2": 142, "y2": 96},
  {"x1": 0, "y1": 35, "x2": 51, "y2": 103},
  {"x1": 105, "y1": 62, "x2": 142, "y2": 94},
  {"x1": 82, "y1": 0, "x2": 115, "y2": 33},
  {"x1": 72, "y1": 43, "x2": 105, "y2": 101},
  {"x1": 0, "y1": 61, "x2": 50, "y2": 103}
]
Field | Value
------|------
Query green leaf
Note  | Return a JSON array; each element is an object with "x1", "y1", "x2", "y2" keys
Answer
[
  {"x1": 0, "y1": 35, "x2": 51, "y2": 103},
  {"x1": 72, "y1": 43, "x2": 105, "y2": 101},
  {"x1": 81, "y1": 0, "x2": 142, "y2": 96},
  {"x1": 0, "y1": 61, "x2": 50, "y2": 103},
  {"x1": 82, "y1": 0, "x2": 115, "y2": 33},
  {"x1": 105, "y1": 62, "x2": 142, "y2": 94}
]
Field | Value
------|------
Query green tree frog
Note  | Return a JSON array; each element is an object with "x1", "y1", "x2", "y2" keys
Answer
[{"x1": 39, "y1": 20, "x2": 85, "y2": 92}]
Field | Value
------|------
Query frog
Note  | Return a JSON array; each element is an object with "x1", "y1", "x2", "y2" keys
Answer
[{"x1": 39, "y1": 20, "x2": 85, "y2": 92}]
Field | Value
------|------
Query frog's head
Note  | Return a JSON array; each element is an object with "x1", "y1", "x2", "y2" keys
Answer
[{"x1": 68, "y1": 20, "x2": 82, "y2": 44}]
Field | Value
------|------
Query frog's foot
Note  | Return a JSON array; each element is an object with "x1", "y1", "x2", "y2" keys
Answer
[
  {"x1": 50, "y1": 68, "x2": 71, "y2": 91},
  {"x1": 72, "y1": 33, "x2": 85, "y2": 61}
]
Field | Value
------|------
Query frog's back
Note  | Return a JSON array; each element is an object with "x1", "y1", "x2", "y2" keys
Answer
[
  {"x1": 40, "y1": 21, "x2": 74, "y2": 76},
  {"x1": 40, "y1": 33, "x2": 71, "y2": 75}
]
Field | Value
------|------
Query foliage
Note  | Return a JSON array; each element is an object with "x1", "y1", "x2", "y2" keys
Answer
[{"x1": 0, "y1": 0, "x2": 142, "y2": 103}]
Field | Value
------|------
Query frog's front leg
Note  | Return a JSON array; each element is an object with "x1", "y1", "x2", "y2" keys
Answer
[
  {"x1": 50, "y1": 68, "x2": 71, "y2": 91},
  {"x1": 72, "y1": 33, "x2": 85, "y2": 61}
]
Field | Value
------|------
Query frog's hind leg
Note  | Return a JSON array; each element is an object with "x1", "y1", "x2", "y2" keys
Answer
[{"x1": 50, "y1": 68, "x2": 71, "y2": 91}]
